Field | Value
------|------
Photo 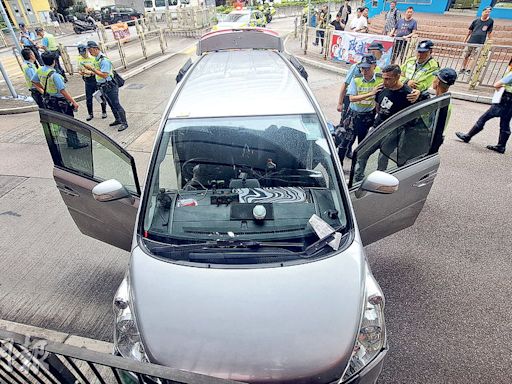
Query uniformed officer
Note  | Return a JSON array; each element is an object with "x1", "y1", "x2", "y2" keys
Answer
[
  {"x1": 19, "y1": 23, "x2": 42, "y2": 66},
  {"x1": 336, "y1": 54, "x2": 383, "y2": 164},
  {"x1": 429, "y1": 68, "x2": 457, "y2": 154},
  {"x1": 35, "y1": 27, "x2": 67, "y2": 82},
  {"x1": 32, "y1": 52, "x2": 85, "y2": 149},
  {"x1": 20, "y1": 48, "x2": 44, "y2": 108},
  {"x1": 77, "y1": 44, "x2": 107, "y2": 121},
  {"x1": 455, "y1": 61, "x2": 512, "y2": 154},
  {"x1": 82, "y1": 41, "x2": 128, "y2": 132},
  {"x1": 400, "y1": 40, "x2": 439, "y2": 98}
]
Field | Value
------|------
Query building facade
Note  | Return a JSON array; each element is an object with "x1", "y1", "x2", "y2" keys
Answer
[{"x1": 3, "y1": 0, "x2": 52, "y2": 26}]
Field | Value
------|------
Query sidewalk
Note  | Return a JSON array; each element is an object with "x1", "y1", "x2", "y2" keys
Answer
[{"x1": 284, "y1": 33, "x2": 494, "y2": 105}]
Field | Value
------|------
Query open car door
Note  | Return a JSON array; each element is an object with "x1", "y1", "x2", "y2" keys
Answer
[
  {"x1": 39, "y1": 109, "x2": 140, "y2": 251},
  {"x1": 349, "y1": 94, "x2": 451, "y2": 246}
]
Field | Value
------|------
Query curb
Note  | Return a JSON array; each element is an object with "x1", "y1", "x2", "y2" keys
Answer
[
  {"x1": 0, "y1": 319, "x2": 113, "y2": 353},
  {"x1": 0, "y1": 44, "x2": 193, "y2": 115},
  {"x1": 283, "y1": 35, "x2": 493, "y2": 105}
]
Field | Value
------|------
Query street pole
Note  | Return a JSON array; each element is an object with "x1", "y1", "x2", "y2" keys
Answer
[
  {"x1": 307, "y1": 0, "x2": 311, "y2": 28},
  {"x1": 0, "y1": 62, "x2": 18, "y2": 98},
  {"x1": 0, "y1": 0, "x2": 22, "y2": 53}
]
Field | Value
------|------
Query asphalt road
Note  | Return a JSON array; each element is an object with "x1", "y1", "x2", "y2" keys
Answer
[{"x1": 1, "y1": 18, "x2": 512, "y2": 384}]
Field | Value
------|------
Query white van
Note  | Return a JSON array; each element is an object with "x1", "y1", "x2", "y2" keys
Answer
[{"x1": 143, "y1": 0, "x2": 198, "y2": 20}]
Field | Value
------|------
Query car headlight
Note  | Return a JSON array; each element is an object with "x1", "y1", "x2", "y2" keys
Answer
[
  {"x1": 113, "y1": 277, "x2": 148, "y2": 362},
  {"x1": 341, "y1": 268, "x2": 386, "y2": 382}
]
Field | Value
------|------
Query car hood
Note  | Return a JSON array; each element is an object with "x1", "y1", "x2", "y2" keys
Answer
[{"x1": 130, "y1": 240, "x2": 365, "y2": 383}]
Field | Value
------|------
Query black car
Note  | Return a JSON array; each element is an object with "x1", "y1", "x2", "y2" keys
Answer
[{"x1": 100, "y1": 5, "x2": 142, "y2": 26}]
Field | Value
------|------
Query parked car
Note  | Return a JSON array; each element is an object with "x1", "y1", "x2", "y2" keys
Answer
[
  {"x1": 212, "y1": 9, "x2": 267, "y2": 30},
  {"x1": 100, "y1": 5, "x2": 142, "y2": 26},
  {"x1": 38, "y1": 29, "x2": 450, "y2": 384}
]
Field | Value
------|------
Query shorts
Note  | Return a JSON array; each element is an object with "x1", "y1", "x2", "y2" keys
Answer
[{"x1": 463, "y1": 45, "x2": 480, "y2": 59}]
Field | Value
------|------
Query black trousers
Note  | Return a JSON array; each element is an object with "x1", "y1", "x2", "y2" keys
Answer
[
  {"x1": 337, "y1": 109, "x2": 375, "y2": 164},
  {"x1": 84, "y1": 77, "x2": 106, "y2": 116},
  {"x1": 101, "y1": 81, "x2": 127, "y2": 124},
  {"x1": 470, "y1": 91, "x2": 512, "y2": 147}
]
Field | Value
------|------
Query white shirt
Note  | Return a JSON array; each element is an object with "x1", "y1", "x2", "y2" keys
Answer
[
  {"x1": 354, "y1": 16, "x2": 368, "y2": 32},
  {"x1": 349, "y1": 16, "x2": 360, "y2": 30}
]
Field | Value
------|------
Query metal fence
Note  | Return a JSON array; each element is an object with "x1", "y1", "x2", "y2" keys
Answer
[{"x1": 0, "y1": 328, "x2": 245, "y2": 384}]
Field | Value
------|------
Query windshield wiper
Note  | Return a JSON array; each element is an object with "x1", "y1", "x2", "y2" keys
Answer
[{"x1": 300, "y1": 229, "x2": 349, "y2": 258}]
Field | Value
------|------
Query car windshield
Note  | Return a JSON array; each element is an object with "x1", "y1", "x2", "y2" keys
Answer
[
  {"x1": 224, "y1": 13, "x2": 249, "y2": 22},
  {"x1": 141, "y1": 114, "x2": 349, "y2": 263}
]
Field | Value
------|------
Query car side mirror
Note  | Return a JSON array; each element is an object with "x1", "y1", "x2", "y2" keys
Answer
[
  {"x1": 92, "y1": 179, "x2": 133, "y2": 203},
  {"x1": 355, "y1": 171, "x2": 399, "y2": 198}
]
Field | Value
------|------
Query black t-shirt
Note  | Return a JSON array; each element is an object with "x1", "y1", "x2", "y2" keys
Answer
[
  {"x1": 330, "y1": 20, "x2": 344, "y2": 30},
  {"x1": 468, "y1": 17, "x2": 494, "y2": 44},
  {"x1": 374, "y1": 84, "x2": 414, "y2": 127}
]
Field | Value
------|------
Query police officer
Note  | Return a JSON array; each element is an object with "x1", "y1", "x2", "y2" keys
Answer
[
  {"x1": 82, "y1": 41, "x2": 128, "y2": 132},
  {"x1": 35, "y1": 27, "x2": 67, "y2": 82},
  {"x1": 77, "y1": 44, "x2": 107, "y2": 121},
  {"x1": 429, "y1": 68, "x2": 457, "y2": 154},
  {"x1": 20, "y1": 48, "x2": 44, "y2": 108},
  {"x1": 455, "y1": 62, "x2": 512, "y2": 154},
  {"x1": 32, "y1": 52, "x2": 86, "y2": 149},
  {"x1": 400, "y1": 40, "x2": 439, "y2": 99},
  {"x1": 19, "y1": 23, "x2": 42, "y2": 66},
  {"x1": 337, "y1": 54, "x2": 383, "y2": 164}
]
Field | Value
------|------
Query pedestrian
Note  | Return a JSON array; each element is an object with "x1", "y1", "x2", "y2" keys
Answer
[
  {"x1": 19, "y1": 23, "x2": 42, "y2": 66},
  {"x1": 20, "y1": 48, "x2": 44, "y2": 108},
  {"x1": 459, "y1": 6, "x2": 494, "y2": 75},
  {"x1": 390, "y1": 6, "x2": 417, "y2": 63},
  {"x1": 429, "y1": 68, "x2": 457, "y2": 153},
  {"x1": 330, "y1": 13, "x2": 344, "y2": 31},
  {"x1": 354, "y1": 7, "x2": 369, "y2": 33},
  {"x1": 313, "y1": 6, "x2": 328, "y2": 50},
  {"x1": 82, "y1": 41, "x2": 128, "y2": 131},
  {"x1": 49, "y1": 7, "x2": 64, "y2": 35},
  {"x1": 31, "y1": 52, "x2": 86, "y2": 149},
  {"x1": 77, "y1": 44, "x2": 107, "y2": 122},
  {"x1": 455, "y1": 58, "x2": 512, "y2": 154},
  {"x1": 35, "y1": 27, "x2": 67, "y2": 82},
  {"x1": 400, "y1": 40, "x2": 439, "y2": 98},
  {"x1": 383, "y1": 1, "x2": 400, "y2": 36},
  {"x1": 349, "y1": 7, "x2": 363, "y2": 31},
  {"x1": 337, "y1": 54, "x2": 383, "y2": 164},
  {"x1": 338, "y1": 0, "x2": 351, "y2": 26}
]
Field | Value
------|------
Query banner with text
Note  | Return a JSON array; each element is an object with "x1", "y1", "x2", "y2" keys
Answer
[{"x1": 330, "y1": 31, "x2": 394, "y2": 68}]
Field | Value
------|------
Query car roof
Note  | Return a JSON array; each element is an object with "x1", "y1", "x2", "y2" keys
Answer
[{"x1": 168, "y1": 50, "x2": 315, "y2": 119}]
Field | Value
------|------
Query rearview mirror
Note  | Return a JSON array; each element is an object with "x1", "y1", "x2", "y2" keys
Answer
[
  {"x1": 355, "y1": 171, "x2": 399, "y2": 198},
  {"x1": 92, "y1": 179, "x2": 133, "y2": 203}
]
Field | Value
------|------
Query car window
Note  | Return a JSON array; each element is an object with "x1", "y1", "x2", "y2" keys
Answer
[
  {"x1": 42, "y1": 121, "x2": 139, "y2": 195},
  {"x1": 144, "y1": 0, "x2": 153, "y2": 7},
  {"x1": 155, "y1": 0, "x2": 165, "y2": 6},
  {"x1": 169, "y1": 0, "x2": 178, "y2": 5},
  {"x1": 140, "y1": 114, "x2": 349, "y2": 263},
  {"x1": 351, "y1": 105, "x2": 439, "y2": 184},
  {"x1": 225, "y1": 13, "x2": 248, "y2": 22}
]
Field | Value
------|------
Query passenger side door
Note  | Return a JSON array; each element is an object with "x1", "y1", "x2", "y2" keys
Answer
[
  {"x1": 349, "y1": 95, "x2": 451, "y2": 246},
  {"x1": 40, "y1": 110, "x2": 141, "y2": 251}
]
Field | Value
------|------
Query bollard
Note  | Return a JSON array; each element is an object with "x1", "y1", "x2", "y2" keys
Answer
[
  {"x1": 159, "y1": 28, "x2": 166, "y2": 54},
  {"x1": 59, "y1": 44, "x2": 73, "y2": 75},
  {"x1": 469, "y1": 41, "x2": 492, "y2": 90},
  {"x1": 323, "y1": 28, "x2": 330, "y2": 60}
]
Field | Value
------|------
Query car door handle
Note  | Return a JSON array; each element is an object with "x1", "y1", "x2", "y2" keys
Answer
[
  {"x1": 413, "y1": 173, "x2": 437, "y2": 188},
  {"x1": 57, "y1": 185, "x2": 80, "y2": 197}
]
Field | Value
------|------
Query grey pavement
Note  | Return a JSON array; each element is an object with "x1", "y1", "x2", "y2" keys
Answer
[{"x1": 1, "y1": 17, "x2": 512, "y2": 384}]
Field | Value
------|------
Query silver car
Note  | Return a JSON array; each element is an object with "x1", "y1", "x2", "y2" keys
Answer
[{"x1": 39, "y1": 29, "x2": 450, "y2": 384}]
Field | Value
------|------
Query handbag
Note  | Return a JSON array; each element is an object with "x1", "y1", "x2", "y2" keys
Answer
[{"x1": 99, "y1": 56, "x2": 125, "y2": 87}]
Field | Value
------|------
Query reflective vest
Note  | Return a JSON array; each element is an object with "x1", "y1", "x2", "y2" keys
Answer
[
  {"x1": 504, "y1": 70, "x2": 512, "y2": 93},
  {"x1": 44, "y1": 33, "x2": 58, "y2": 51},
  {"x1": 22, "y1": 62, "x2": 36, "y2": 89},
  {"x1": 36, "y1": 66, "x2": 58, "y2": 95},
  {"x1": 400, "y1": 56, "x2": 439, "y2": 92},
  {"x1": 77, "y1": 55, "x2": 96, "y2": 78},
  {"x1": 94, "y1": 54, "x2": 113, "y2": 83},
  {"x1": 351, "y1": 73, "x2": 383, "y2": 110}
]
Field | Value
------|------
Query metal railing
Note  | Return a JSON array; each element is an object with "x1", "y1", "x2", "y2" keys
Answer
[{"x1": 0, "y1": 328, "x2": 245, "y2": 384}]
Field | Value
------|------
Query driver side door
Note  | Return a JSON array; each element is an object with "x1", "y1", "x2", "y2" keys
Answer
[
  {"x1": 349, "y1": 94, "x2": 451, "y2": 246},
  {"x1": 40, "y1": 110, "x2": 141, "y2": 251}
]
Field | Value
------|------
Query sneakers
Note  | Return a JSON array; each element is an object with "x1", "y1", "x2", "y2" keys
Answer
[
  {"x1": 86, "y1": 115, "x2": 94, "y2": 121},
  {"x1": 455, "y1": 132, "x2": 471, "y2": 143},
  {"x1": 109, "y1": 120, "x2": 121, "y2": 127},
  {"x1": 486, "y1": 145, "x2": 506, "y2": 154},
  {"x1": 101, "y1": 112, "x2": 107, "y2": 119},
  {"x1": 117, "y1": 124, "x2": 128, "y2": 132}
]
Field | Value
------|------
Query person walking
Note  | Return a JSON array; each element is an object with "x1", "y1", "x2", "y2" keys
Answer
[
  {"x1": 390, "y1": 6, "x2": 417, "y2": 63},
  {"x1": 383, "y1": 1, "x2": 400, "y2": 36},
  {"x1": 82, "y1": 41, "x2": 128, "y2": 131},
  {"x1": 35, "y1": 27, "x2": 67, "y2": 82},
  {"x1": 32, "y1": 52, "x2": 85, "y2": 149},
  {"x1": 455, "y1": 59, "x2": 512, "y2": 154},
  {"x1": 76, "y1": 44, "x2": 107, "y2": 122},
  {"x1": 19, "y1": 23, "x2": 42, "y2": 66},
  {"x1": 49, "y1": 7, "x2": 64, "y2": 35},
  {"x1": 20, "y1": 48, "x2": 44, "y2": 107},
  {"x1": 338, "y1": 0, "x2": 351, "y2": 26},
  {"x1": 459, "y1": 6, "x2": 494, "y2": 75},
  {"x1": 400, "y1": 40, "x2": 439, "y2": 98}
]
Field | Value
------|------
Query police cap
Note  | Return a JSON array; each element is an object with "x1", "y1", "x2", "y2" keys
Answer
[
  {"x1": 86, "y1": 40, "x2": 99, "y2": 49},
  {"x1": 358, "y1": 54, "x2": 377, "y2": 68},
  {"x1": 35, "y1": 27, "x2": 43, "y2": 33},
  {"x1": 417, "y1": 40, "x2": 434, "y2": 52},
  {"x1": 437, "y1": 68, "x2": 457, "y2": 86},
  {"x1": 77, "y1": 44, "x2": 87, "y2": 53},
  {"x1": 19, "y1": 23, "x2": 25, "y2": 28}
]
